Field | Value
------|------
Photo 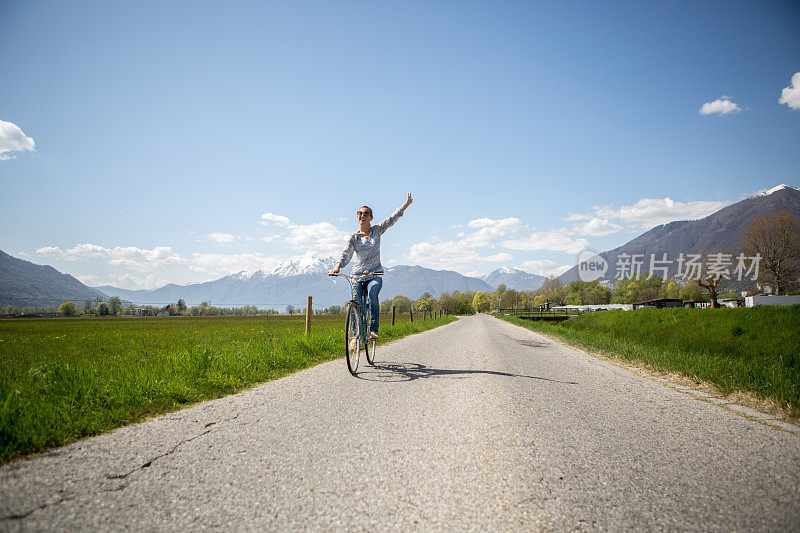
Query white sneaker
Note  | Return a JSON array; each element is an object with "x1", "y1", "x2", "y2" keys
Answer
[{"x1": 348, "y1": 338, "x2": 358, "y2": 353}]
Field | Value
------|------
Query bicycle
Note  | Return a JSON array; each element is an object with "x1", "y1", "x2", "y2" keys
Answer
[{"x1": 328, "y1": 272, "x2": 383, "y2": 375}]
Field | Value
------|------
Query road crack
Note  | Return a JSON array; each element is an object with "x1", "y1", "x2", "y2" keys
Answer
[
  {"x1": 2, "y1": 490, "x2": 74, "y2": 521},
  {"x1": 107, "y1": 428, "x2": 213, "y2": 480}
]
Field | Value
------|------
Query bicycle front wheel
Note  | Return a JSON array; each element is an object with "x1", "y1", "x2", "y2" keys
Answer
[{"x1": 345, "y1": 301, "x2": 361, "y2": 375}]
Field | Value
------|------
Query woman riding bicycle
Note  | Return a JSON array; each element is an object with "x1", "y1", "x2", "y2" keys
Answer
[{"x1": 327, "y1": 193, "x2": 413, "y2": 340}]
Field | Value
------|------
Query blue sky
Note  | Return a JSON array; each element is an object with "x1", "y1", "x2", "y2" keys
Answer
[{"x1": 1, "y1": 1, "x2": 799, "y2": 289}]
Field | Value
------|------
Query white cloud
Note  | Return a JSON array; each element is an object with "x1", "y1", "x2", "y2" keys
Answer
[
  {"x1": 77, "y1": 273, "x2": 170, "y2": 290},
  {"x1": 205, "y1": 232, "x2": 235, "y2": 243},
  {"x1": 37, "y1": 244, "x2": 186, "y2": 270},
  {"x1": 520, "y1": 259, "x2": 557, "y2": 272},
  {"x1": 699, "y1": 97, "x2": 741, "y2": 115},
  {"x1": 594, "y1": 197, "x2": 727, "y2": 229},
  {"x1": 519, "y1": 260, "x2": 571, "y2": 277},
  {"x1": 37, "y1": 241, "x2": 288, "y2": 282},
  {"x1": 502, "y1": 229, "x2": 590, "y2": 255},
  {"x1": 0, "y1": 119, "x2": 35, "y2": 160},
  {"x1": 406, "y1": 239, "x2": 484, "y2": 271},
  {"x1": 285, "y1": 222, "x2": 350, "y2": 255},
  {"x1": 484, "y1": 252, "x2": 513, "y2": 262},
  {"x1": 467, "y1": 217, "x2": 523, "y2": 230},
  {"x1": 404, "y1": 216, "x2": 525, "y2": 270},
  {"x1": 258, "y1": 212, "x2": 350, "y2": 255},
  {"x1": 189, "y1": 252, "x2": 282, "y2": 276},
  {"x1": 260, "y1": 212, "x2": 291, "y2": 226},
  {"x1": 547, "y1": 264, "x2": 572, "y2": 277},
  {"x1": 463, "y1": 217, "x2": 525, "y2": 247},
  {"x1": 565, "y1": 213, "x2": 590, "y2": 221},
  {"x1": 571, "y1": 217, "x2": 624, "y2": 237},
  {"x1": 779, "y1": 72, "x2": 800, "y2": 110}
]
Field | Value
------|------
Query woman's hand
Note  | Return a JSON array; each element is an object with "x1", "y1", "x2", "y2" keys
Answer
[
  {"x1": 327, "y1": 264, "x2": 341, "y2": 276},
  {"x1": 402, "y1": 193, "x2": 413, "y2": 211}
]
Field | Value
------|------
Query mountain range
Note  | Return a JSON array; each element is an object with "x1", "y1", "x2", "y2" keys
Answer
[
  {"x1": 560, "y1": 184, "x2": 800, "y2": 284},
  {"x1": 95, "y1": 262, "x2": 512, "y2": 309},
  {"x1": 2, "y1": 184, "x2": 797, "y2": 309},
  {"x1": 0, "y1": 250, "x2": 109, "y2": 308}
]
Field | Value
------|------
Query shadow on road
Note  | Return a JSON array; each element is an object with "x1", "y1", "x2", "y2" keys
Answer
[{"x1": 356, "y1": 362, "x2": 578, "y2": 384}]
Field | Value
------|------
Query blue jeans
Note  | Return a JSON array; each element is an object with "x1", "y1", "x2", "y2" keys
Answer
[{"x1": 355, "y1": 276, "x2": 382, "y2": 333}]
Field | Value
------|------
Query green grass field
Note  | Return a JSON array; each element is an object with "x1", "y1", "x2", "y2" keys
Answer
[
  {"x1": 500, "y1": 306, "x2": 800, "y2": 418},
  {"x1": 0, "y1": 313, "x2": 455, "y2": 464}
]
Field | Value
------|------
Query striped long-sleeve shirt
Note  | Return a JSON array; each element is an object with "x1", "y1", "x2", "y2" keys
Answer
[{"x1": 338, "y1": 207, "x2": 404, "y2": 275}]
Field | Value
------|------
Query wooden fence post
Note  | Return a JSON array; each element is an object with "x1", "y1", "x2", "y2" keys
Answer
[
  {"x1": 410, "y1": 309, "x2": 413, "y2": 323},
  {"x1": 305, "y1": 296, "x2": 312, "y2": 334},
  {"x1": 392, "y1": 306, "x2": 396, "y2": 326}
]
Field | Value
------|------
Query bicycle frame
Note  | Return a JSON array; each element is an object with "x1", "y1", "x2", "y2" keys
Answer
[{"x1": 329, "y1": 272, "x2": 383, "y2": 344}]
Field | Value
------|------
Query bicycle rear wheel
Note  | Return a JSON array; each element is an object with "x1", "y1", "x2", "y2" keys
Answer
[
  {"x1": 345, "y1": 301, "x2": 361, "y2": 375},
  {"x1": 365, "y1": 302, "x2": 375, "y2": 365}
]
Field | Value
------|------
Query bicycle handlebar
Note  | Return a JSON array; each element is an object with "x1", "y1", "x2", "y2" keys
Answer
[{"x1": 327, "y1": 271, "x2": 384, "y2": 280}]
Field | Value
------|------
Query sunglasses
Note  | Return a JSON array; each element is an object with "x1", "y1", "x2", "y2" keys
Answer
[{"x1": 357, "y1": 211, "x2": 372, "y2": 217}]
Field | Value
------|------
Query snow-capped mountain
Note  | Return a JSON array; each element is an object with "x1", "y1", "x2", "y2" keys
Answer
[
  {"x1": 97, "y1": 260, "x2": 494, "y2": 309},
  {"x1": 480, "y1": 267, "x2": 546, "y2": 291},
  {"x1": 753, "y1": 184, "x2": 800, "y2": 197},
  {"x1": 228, "y1": 256, "x2": 335, "y2": 281},
  {"x1": 267, "y1": 255, "x2": 336, "y2": 277}
]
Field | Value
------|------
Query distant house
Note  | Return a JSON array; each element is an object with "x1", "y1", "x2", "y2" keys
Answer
[
  {"x1": 683, "y1": 300, "x2": 710, "y2": 309},
  {"x1": 745, "y1": 295, "x2": 800, "y2": 308},
  {"x1": 632, "y1": 298, "x2": 683, "y2": 310},
  {"x1": 719, "y1": 298, "x2": 745, "y2": 308}
]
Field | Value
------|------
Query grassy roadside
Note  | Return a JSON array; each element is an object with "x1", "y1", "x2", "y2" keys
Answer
[
  {"x1": 0, "y1": 314, "x2": 456, "y2": 464},
  {"x1": 498, "y1": 307, "x2": 800, "y2": 420}
]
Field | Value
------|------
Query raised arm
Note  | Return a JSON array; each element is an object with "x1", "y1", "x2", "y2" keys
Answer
[
  {"x1": 374, "y1": 193, "x2": 413, "y2": 236},
  {"x1": 401, "y1": 192, "x2": 413, "y2": 211}
]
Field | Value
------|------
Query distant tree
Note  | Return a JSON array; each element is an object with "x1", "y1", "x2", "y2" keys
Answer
[
  {"x1": 286, "y1": 305, "x2": 295, "y2": 315},
  {"x1": 662, "y1": 279, "x2": 680, "y2": 299},
  {"x1": 392, "y1": 295, "x2": 412, "y2": 313},
  {"x1": 472, "y1": 291, "x2": 491, "y2": 313},
  {"x1": 679, "y1": 281, "x2": 706, "y2": 302},
  {"x1": 176, "y1": 298, "x2": 187, "y2": 314},
  {"x1": 83, "y1": 299, "x2": 93, "y2": 314},
  {"x1": 414, "y1": 293, "x2": 435, "y2": 314},
  {"x1": 537, "y1": 276, "x2": 563, "y2": 304},
  {"x1": 454, "y1": 291, "x2": 476, "y2": 314},
  {"x1": 108, "y1": 296, "x2": 122, "y2": 316},
  {"x1": 441, "y1": 292, "x2": 458, "y2": 315},
  {"x1": 740, "y1": 210, "x2": 800, "y2": 295},
  {"x1": 611, "y1": 274, "x2": 664, "y2": 304},
  {"x1": 97, "y1": 302, "x2": 110, "y2": 316},
  {"x1": 495, "y1": 284, "x2": 507, "y2": 297},
  {"x1": 565, "y1": 281, "x2": 612, "y2": 305},
  {"x1": 58, "y1": 301, "x2": 77, "y2": 317},
  {"x1": 499, "y1": 289, "x2": 517, "y2": 309}
]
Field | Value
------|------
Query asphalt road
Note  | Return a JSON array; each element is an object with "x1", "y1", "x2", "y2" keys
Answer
[{"x1": 2, "y1": 314, "x2": 799, "y2": 531}]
